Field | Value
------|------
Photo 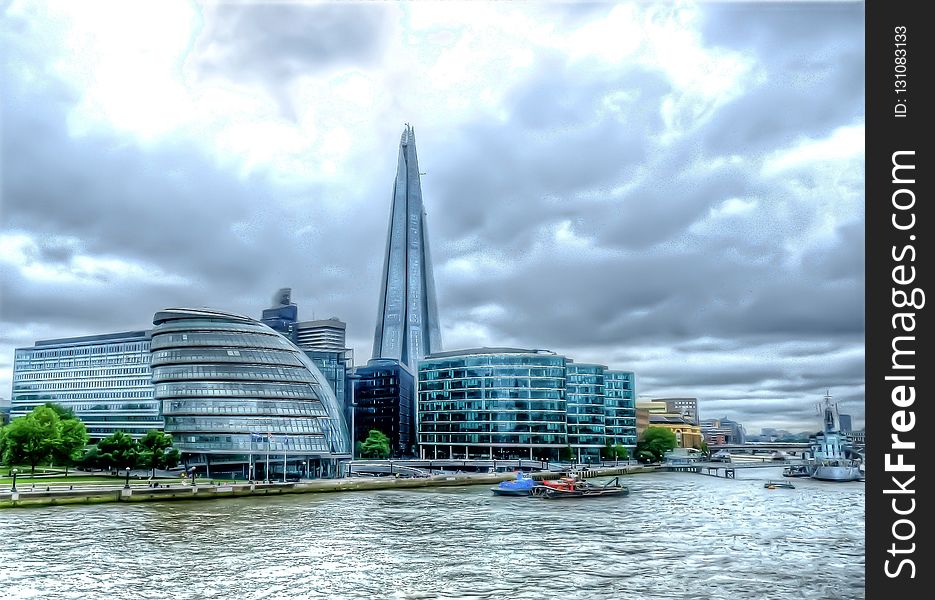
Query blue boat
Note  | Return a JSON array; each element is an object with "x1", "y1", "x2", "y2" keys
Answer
[{"x1": 491, "y1": 471, "x2": 537, "y2": 496}]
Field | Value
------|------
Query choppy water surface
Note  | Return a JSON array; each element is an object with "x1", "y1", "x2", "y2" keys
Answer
[{"x1": 0, "y1": 467, "x2": 863, "y2": 600}]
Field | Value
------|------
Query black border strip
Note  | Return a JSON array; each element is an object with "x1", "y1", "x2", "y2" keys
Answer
[{"x1": 867, "y1": 0, "x2": 931, "y2": 596}]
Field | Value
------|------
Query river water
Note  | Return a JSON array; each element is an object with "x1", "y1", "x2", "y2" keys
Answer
[{"x1": 0, "y1": 467, "x2": 864, "y2": 600}]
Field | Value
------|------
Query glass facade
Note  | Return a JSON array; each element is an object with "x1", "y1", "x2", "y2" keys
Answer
[
  {"x1": 372, "y1": 125, "x2": 442, "y2": 373},
  {"x1": 354, "y1": 359, "x2": 415, "y2": 457},
  {"x1": 604, "y1": 370, "x2": 637, "y2": 453},
  {"x1": 11, "y1": 331, "x2": 160, "y2": 441},
  {"x1": 152, "y1": 308, "x2": 350, "y2": 478},
  {"x1": 566, "y1": 363, "x2": 605, "y2": 461},
  {"x1": 418, "y1": 349, "x2": 568, "y2": 461}
]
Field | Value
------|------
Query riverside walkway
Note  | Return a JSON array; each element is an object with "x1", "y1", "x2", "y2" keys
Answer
[{"x1": 0, "y1": 464, "x2": 653, "y2": 509}]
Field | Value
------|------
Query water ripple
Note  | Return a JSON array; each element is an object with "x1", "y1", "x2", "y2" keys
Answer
[{"x1": 0, "y1": 468, "x2": 864, "y2": 599}]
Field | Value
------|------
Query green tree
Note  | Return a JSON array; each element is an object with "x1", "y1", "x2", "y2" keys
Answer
[
  {"x1": 636, "y1": 427, "x2": 678, "y2": 463},
  {"x1": 138, "y1": 430, "x2": 181, "y2": 478},
  {"x1": 560, "y1": 445, "x2": 574, "y2": 462},
  {"x1": 77, "y1": 446, "x2": 103, "y2": 472},
  {"x1": 699, "y1": 440, "x2": 710, "y2": 458},
  {"x1": 357, "y1": 429, "x2": 391, "y2": 459},
  {"x1": 2, "y1": 406, "x2": 61, "y2": 475},
  {"x1": 610, "y1": 444, "x2": 629, "y2": 460},
  {"x1": 97, "y1": 431, "x2": 141, "y2": 471},
  {"x1": 52, "y1": 418, "x2": 89, "y2": 476},
  {"x1": 43, "y1": 402, "x2": 76, "y2": 421}
]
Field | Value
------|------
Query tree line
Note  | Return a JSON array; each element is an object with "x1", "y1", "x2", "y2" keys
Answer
[{"x1": 1, "y1": 403, "x2": 180, "y2": 477}]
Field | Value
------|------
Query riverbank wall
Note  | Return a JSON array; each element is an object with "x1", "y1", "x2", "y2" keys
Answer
[{"x1": 0, "y1": 465, "x2": 653, "y2": 509}]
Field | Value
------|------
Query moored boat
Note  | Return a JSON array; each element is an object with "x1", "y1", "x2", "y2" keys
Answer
[
  {"x1": 491, "y1": 471, "x2": 538, "y2": 496},
  {"x1": 782, "y1": 465, "x2": 811, "y2": 478},
  {"x1": 806, "y1": 391, "x2": 863, "y2": 482},
  {"x1": 764, "y1": 480, "x2": 795, "y2": 489},
  {"x1": 534, "y1": 476, "x2": 629, "y2": 499}
]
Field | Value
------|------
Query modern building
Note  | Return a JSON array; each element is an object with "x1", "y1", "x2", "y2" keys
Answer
[
  {"x1": 604, "y1": 371, "x2": 637, "y2": 449},
  {"x1": 259, "y1": 289, "x2": 352, "y2": 415},
  {"x1": 838, "y1": 413, "x2": 853, "y2": 433},
  {"x1": 418, "y1": 348, "x2": 567, "y2": 461},
  {"x1": 365, "y1": 125, "x2": 443, "y2": 454},
  {"x1": 296, "y1": 318, "x2": 347, "y2": 351},
  {"x1": 352, "y1": 359, "x2": 415, "y2": 457},
  {"x1": 700, "y1": 417, "x2": 747, "y2": 445},
  {"x1": 637, "y1": 397, "x2": 698, "y2": 424},
  {"x1": 152, "y1": 308, "x2": 351, "y2": 480},
  {"x1": 372, "y1": 124, "x2": 442, "y2": 373},
  {"x1": 11, "y1": 331, "x2": 160, "y2": 440},
  {"x1": 1, "y1": 403, "x2": 11, "y2": 426},
  {"x1": 565, "y1": 363, "x2": 605, "y2": 462},
  {"x1": 416, "y1": 348, "x2": 638, "y2": 461}
]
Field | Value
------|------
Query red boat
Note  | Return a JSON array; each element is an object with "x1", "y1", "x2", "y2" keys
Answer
[{"x1": 534, "y1": 476, "x2": 629, "y2": 499}]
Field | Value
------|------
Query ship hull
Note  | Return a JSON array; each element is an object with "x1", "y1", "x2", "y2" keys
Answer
[{"x1": 811, "y1": 464, "x2": 862, "y2": 482}]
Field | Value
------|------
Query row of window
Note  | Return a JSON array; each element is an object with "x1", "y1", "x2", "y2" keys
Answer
[
  {"x1": 15, "y1": 366, "x2": 150, "y2": 380},
  {"x1": 420, "y1": 411, "x2": 566, "y2": 422},
  {"x1": 150, "y1": 332, "x2": 293, "y2": 351},
  {"x1": 152, "y1": 365, "x2": 315, "y2": 384},
  {"x1": 14, "y1": 378, "x2": 150, "y2": 391},
  {"x1": 420, "y1": 367, "x2": 565, "y2": 381},
  {"x1": 151, "y1": 348, "x2": 304, "y2": 368},
  {"x1": 418, "y1": 433, "x2": 572, "y2": 445},
  {"x1": 419, "y1": 400, "x2": 567, "y2": 412},
  {"x1": 16, "y1": 355, "x2": 149, "y2": 370},
  {"x1": 155, "y1": 381, "x2": 321, "y2": 400},
  {"x1": 419, "y1": 377, "x2": 565, "y2": 391},
  {"x1": 419, "y1": 390, "x2": 564, "y2": 401},
  {"x1": 172, "y1": 434, "x2": 332, "y2": 454},
  {"x1": 163, "y1": 399, "x2": 328, "y2": 418},
  {"x1": 422, "y1": 356, "x2": 565, "y2": 370},
  {"x1": 20, "y1": 343, "x2": 148, "y2": 359},
  {"x1": 165, "y1": 416, "x2": 326, "y2": 434},
  {"x1": 419, "y1": 422, "x2": 567, "y2": 433}
]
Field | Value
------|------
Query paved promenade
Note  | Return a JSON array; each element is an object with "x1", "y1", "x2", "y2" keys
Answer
[{"x1": 0, "y1": 465, "x2": 653, "y2": 509}]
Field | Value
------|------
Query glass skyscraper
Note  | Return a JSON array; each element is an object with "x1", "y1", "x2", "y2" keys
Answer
[
  {"x1": 152, "y1": 308, "x2": 350, "y2": 479},
  {"x1": 11, "y1": 331, "x2": 160, "y2": 441},
  {"x1": 353, "y1": 359, "x2": 415, "y2": 457},
  {"x1": 372, "y1": 124, "x2": 442, "y2": 372}
]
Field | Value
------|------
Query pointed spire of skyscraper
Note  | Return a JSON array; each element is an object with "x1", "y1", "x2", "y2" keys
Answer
[{"x1": 372, "y1": 124, "x2": 442, "y2": 371}]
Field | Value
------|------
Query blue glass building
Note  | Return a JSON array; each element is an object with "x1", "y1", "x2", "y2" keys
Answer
[
  {"x1": 565, "y1": 363, "x2": 606, "y2": 462},
  {"x1": 418, "y1": 348, "x2": 567, "y2": 461},
  {"x1": 604, "y1": 370, "x2": 637, "y2": 454},
  {"x1": 417, "y1": 348, "x2": 638, "y2": 462},
  {"x1": 11, "y1": 331, "x2": 160, "y2": 441},
  {"x1": 152, "y1": 308, "x2": 350, "y2": 479}
]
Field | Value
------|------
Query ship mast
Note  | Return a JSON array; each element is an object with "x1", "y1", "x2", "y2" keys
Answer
[{"x1": 821, "y1": 389, "x2": 837, "y2": 433}]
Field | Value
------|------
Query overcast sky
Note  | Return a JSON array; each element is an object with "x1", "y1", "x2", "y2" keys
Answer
[{"x1": 0, "y1": 1, "x2": 864, "y2": 433}]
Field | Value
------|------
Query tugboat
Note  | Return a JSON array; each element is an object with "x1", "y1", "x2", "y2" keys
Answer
[
  {"x1": 534, "y1": 475, "x2": 629, "y2": 499},
  {"x1": 807, "y1": 391, "x2": 862, "y2": 482},
  {"x1": 491, "y1": 471, "x2": 538, "y2": 496}
]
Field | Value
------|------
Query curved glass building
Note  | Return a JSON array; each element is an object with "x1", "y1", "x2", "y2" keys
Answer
[
  {"x1": 417, "y1": 348, "x2": 567, "y2": 461},
  {"x1": 151, "y1": 308, "x2": 350, "y2": 479}
]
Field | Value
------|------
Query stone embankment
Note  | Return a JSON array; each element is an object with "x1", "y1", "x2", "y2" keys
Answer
[{"x1": 0, "y1": 465, "x2": 653, "y2": 509}]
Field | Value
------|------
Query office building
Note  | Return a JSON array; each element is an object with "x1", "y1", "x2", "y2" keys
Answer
[
  {"x1": 565, "y1": 363, "x2": 605, "y2": 462},
  {"x1": 417, "y1": 348, "x2": 638, "y2": 461},
  {"x1": 648, "y1": 415, "x2": 704, "y2": 449},
  {"x1": 604, "y1": 371, "x2": 637, "y2": 449},
  {"x1": 700, "y1": 417, "x2": 746, "y2": 444},
  {"x1": 11, "y1": 331, "x2": 160, "y2": 440},
  {"x1": 296, "y1": 318, "x2": 346, "y2": 351},
  {"x1": 838, "y1": 413, "x2": 852, "y2": 433},
  {"x1": 352, "y1": 359, "x2": 415, "y2": 457},
  {"x1": 152, "y1": 308, "x2": 351, "y2": 479}
]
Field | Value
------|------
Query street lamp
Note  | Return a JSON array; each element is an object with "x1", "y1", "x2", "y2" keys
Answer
[
  {"x1": 124, "y1": 467, "x2": 131, "y2": 489},
  {"x1": 11, "y1": 468, "x2": 18, "y2": 492},
  {"x1": 190, "y1": 467, "x2": 196, "y2": 486}
]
